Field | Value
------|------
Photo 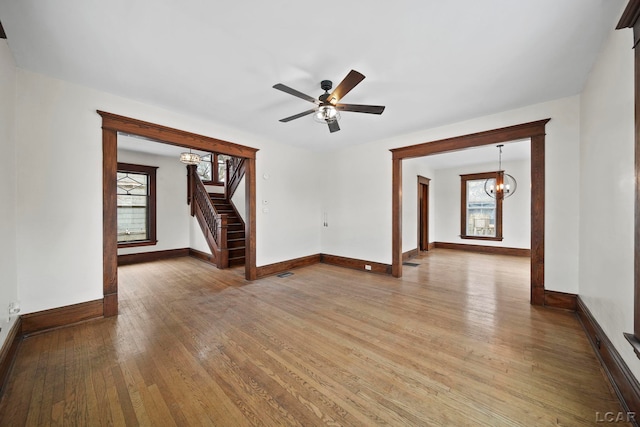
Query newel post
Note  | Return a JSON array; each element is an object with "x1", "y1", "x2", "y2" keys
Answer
[{"x1": 218, "y1": 214, "x2": 229, "y2": 268}]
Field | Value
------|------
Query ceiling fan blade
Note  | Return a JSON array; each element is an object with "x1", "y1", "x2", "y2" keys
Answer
[
  {"x1": 327, "y1": 70, "x2": 365, "y2": 104},
  {"x1": 273, "y1": 84, "x2": 319, "y2": 104},
  {"x1": 327, "y1": 120, "x2": 340, "y2": 133},
  {"x1": 279, "y1": 109, "x2": 317, "y2": 123},
  {"x1": 336, "y1": 104, "x2": 385, "y2": 115}
]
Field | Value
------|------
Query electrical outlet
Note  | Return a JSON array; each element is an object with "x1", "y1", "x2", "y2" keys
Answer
[{"x1": 364, "y1": 265, "x2": 372, "y2": 271}]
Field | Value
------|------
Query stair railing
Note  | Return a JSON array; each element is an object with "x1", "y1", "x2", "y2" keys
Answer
[
  {"x1": 226, "y1": 156, "x2": 245, "y2": 199},
  {"x1": 187, "y1": 165, "x2": 229, "y2": 268}
]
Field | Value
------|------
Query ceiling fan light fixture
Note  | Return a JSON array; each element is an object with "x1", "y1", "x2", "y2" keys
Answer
[
  {"x1": 179, "y1": 150, "x2": 201, "y2": 165},
  {"x1": 313, "y1": 105, "x2": 340, "y2": 123}
]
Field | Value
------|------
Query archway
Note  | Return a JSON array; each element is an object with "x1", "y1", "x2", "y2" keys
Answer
[
  {"x1": 390, "y1": 119, "x2": 549, "y2": 305},
  {"x1": 100, "y1": 111, "x2": 259, "y2": 316}
]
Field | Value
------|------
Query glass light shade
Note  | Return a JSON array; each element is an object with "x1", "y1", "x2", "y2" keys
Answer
[
  {"x1": 313, "y1": 105, "x2": 340, "y2": 123},
  {"x1": 484, "y1": 173, "x2": 517, "y2": 199},
  {"x1": 180, "y1": 152, "x2": 201, "y2": 165}
]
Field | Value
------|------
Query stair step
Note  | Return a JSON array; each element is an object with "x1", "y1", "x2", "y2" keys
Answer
[
  {"x1": 229, "y1": 256, "x2": 245, "y2": 267},
  {"x1": 228, "y1": 238, "x2": 245, "y2": 248},
  {"x1": 229, "y1": 247, "x2": 245, "y2": 258}
]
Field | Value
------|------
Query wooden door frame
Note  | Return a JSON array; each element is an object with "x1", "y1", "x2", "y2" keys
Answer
[
  {"x1": 99, "y1": 111, "x2": 259, "y2": 317},
  {"x1": 417, "y1": 176, "x2": 430, "y2": 251},
  {"x1": 390, "y1": 119, "x2": 549, "y2": 305}
]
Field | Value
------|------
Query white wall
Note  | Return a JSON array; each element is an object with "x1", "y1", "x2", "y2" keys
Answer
[
  {"x1": 0, "y1": 41, "x2": 19, "y2": 347},
  {"x1": 321, "y1": 144, "x2": 392, "y2": 263},
  {"x1": 323, "y1": 95, "x2": 581, "y2": 293},
  {"x1": 579, "y1": 23, "x2": 639, "y2": 377},
  {"x1": 256, "y1": 146, "x2": 322, "y2": 266},
  {"x1": 433, "y1": 158, "x2": 531, "y2": 248},
  {"x1": 13, "y1": 69, "x2": 322, "y2": 314},
  {"x1": 231, "y1": 175, "x2": 246, "y2": 223},
  {"x1": 116, "y1": 149, "x2": 191, "y2": 255}
]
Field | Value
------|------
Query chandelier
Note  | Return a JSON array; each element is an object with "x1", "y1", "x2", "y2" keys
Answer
[
  {"x1": 179, "y1": 149, "x2": 201, "y2": 165},
  {"x1": 484, "y1": 144, "x2": 517, "y2": 199}
]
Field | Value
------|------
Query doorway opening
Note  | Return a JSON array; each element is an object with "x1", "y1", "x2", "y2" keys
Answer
[
  {"x1": 390, "y1": 119, "x2": 549, "y2": 305},
  {"x1": 417, "y1": 176, "x2": 430, "y2": 252},
  {"x1": 100, "y1": 111, "x2": 259, "y2": 317}
]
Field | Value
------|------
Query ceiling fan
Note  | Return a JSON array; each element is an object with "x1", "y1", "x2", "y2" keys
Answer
[{"x1": 273, "y1": 70, "x2": 385, "y2": 133}]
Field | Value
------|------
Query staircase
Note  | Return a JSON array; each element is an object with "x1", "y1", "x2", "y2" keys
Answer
[
  {"x1": 209, "y1": 194, "x2": 245, "y2": 267},
  {"x1": 187, "y1": 156, "x2": 246, "y2": 269}
]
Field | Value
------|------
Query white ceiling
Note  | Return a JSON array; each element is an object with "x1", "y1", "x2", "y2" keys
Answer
[{"x1": 0, "y1": 1, "x2": 624, "y2": 152}]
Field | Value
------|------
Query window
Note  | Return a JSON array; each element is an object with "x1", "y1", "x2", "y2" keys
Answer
[
  {"x1": 197, "y1": 153, "x2": 230, "y2": 185},
  {"x1": 460, "y1": 172, "x2": 503, "y2": 241},
  {"x1": 117, "y1": 163, "x2": 157, "y2": 247}
]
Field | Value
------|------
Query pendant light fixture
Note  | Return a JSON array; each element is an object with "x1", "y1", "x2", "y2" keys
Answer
[
  {"x1": 484, "y1": 144, "x2": 517, "y2": 199},
  {"x1": 179, "y1": 149, "x2": 201, "y2": 165}
]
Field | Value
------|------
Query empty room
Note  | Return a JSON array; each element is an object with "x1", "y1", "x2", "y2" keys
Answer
[{"x1": 1, "y1": 1, "x2": 640, "y2": 425}]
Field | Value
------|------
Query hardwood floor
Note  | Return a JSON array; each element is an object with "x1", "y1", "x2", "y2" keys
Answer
[{"x1": 0, "y1": 250, "x2": 629, "y2": 426}]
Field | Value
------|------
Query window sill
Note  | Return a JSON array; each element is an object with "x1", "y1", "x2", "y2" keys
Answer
[
  {"x1": 624, "y1": 332, "x2": 640, "y2": 360},
  {"x1": 460, "y1": 235, "x2": 503, "y2": 242},
  {"x1": 117, "y1": 240, "x2": 158, "y2": 249}
]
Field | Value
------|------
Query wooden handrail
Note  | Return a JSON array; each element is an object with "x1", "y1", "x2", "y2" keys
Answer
[
  {"x1": 226, "y1": 156, "x2": 245, "y2": 199},
  {"x1": 187, "y1": 165, "x2": 229, "y2": 268}
]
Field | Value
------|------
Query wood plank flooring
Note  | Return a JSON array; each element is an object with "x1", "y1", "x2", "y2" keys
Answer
[{"x1": 0, "y1": 249, "x2": 629, "y2": 426}]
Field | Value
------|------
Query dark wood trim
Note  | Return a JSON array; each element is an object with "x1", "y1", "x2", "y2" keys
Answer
[
  {"x1": 577, "y1": 296, "x2": 640, "y2": 418},
  {"x1": 433, "y1": 242, "x2": 531, "y2": 257},
  {"x1": 390, "y1": 120, "x2": 550, "y2": 160},
  {"x1": 103, "y1": 128, "x2": 118, "y2": 317},
  {"x1": 116, "y1": 162, "x2": 158, "y2": 248},
  {"x1": 417, "y1": 176, "x2": 430, "y2": 252},
  {"x1": 189, "y1": 248, "x2": 217, "y2": 266},
  {"x1": 256, "y1": 254, "x2": 322, "y2": 278},
  {"x1": 544, "y1": 290, "x2": 577, "y2": 311},
  {"x1": 618, "y1": 0, "x2": 640, "y2": 49},
  {"x1": 403, "y1": 248, "x2": 419, "y2": 261},
  {"x1": 618, "y1": 0, "x2": 640, "y2": 29},
  {"x1": 118, "y1": 248, "x2": 190, "y2": 266},
  {"x1": 99, "y1": 111, "x2": 258, "y2": 159},
  {"x1": 100, "y1": 111, "x2": 259, "y2": 317},
  {"x1": 245, "y1": 157, "x2": 257, "y2": 280},
  {"x1": 428, "y1": 242, "x2": 436, "y2": 250},
  {"x1": 21, "y1": 299, "x2": 104, "y2": 337},
  {"x1": 104, "y1": 293, "x2": 117, "y2": 317},
  {"x1": 460, "y1": 171, "x2": 503, "y2": 241},
  {"x1": 391, "y1": 119, "x2": 549, "y2": 305},
  {"x1": 530, "y1": 134, "x2": 545, "y2": 306},
  {"x1": 0, "y1": 318, "x2": 22, "y2": 396},
  {"x1": 392, "y1": 158, "x2": 402, "y2": 277},
  {"x1": 636, "y1": 41, "x2": 640, "y2": 356},
  {"x1": 618, "y1": 2, "x2": 640, "y2": 358},
  {"x1": 321, "y1": 254, "x2": 392, "y2": 275}
]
